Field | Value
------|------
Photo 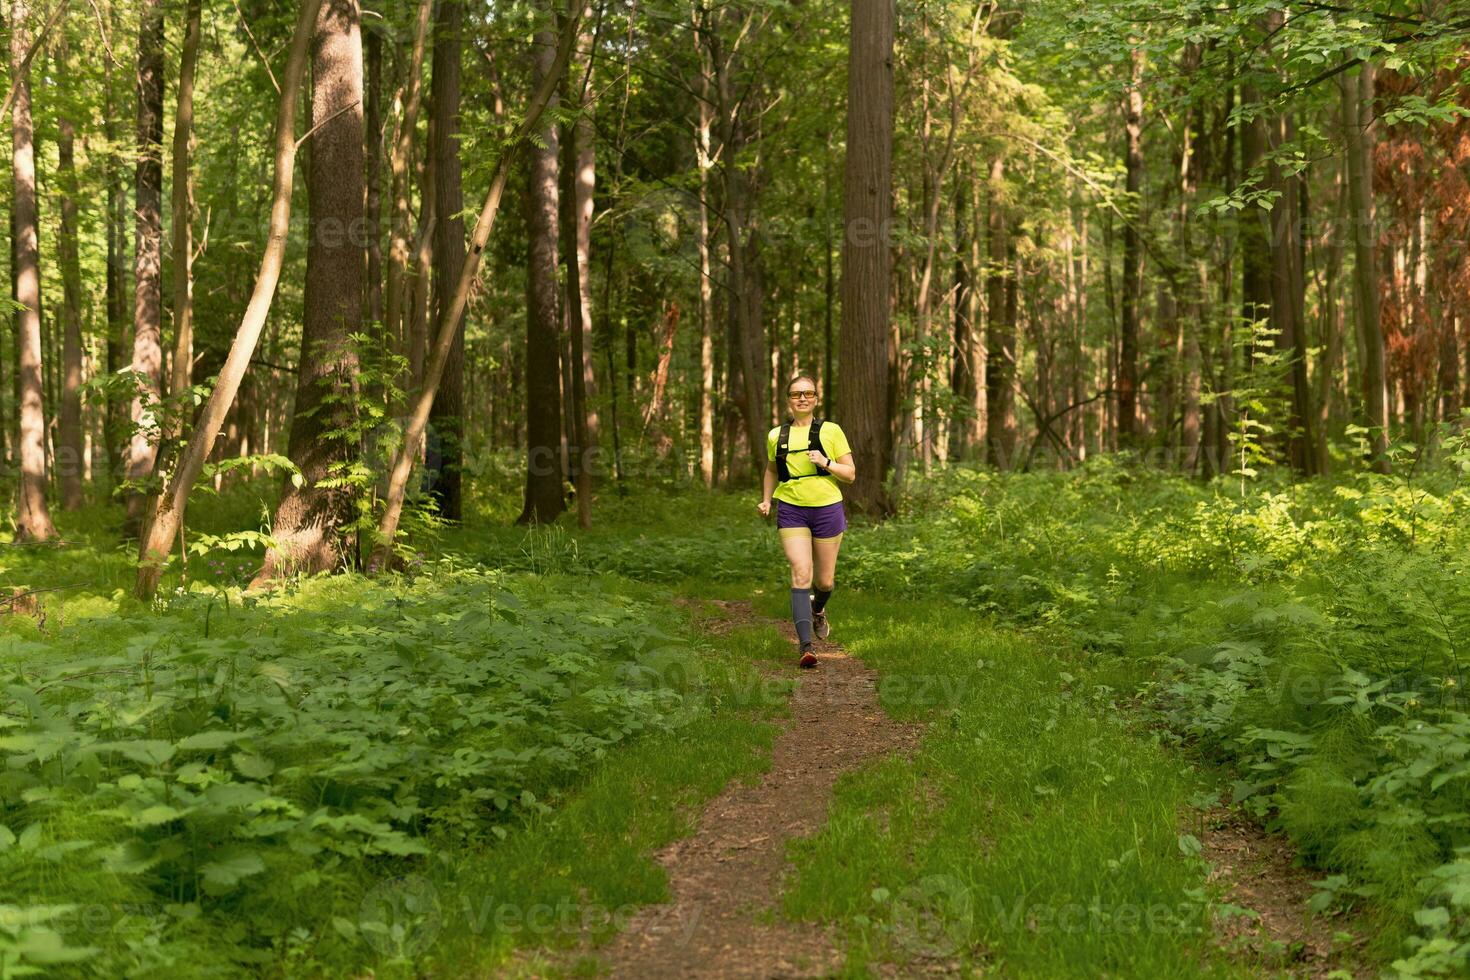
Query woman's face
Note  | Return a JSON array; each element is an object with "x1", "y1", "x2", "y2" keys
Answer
[{"x1": 788, "y1": 383, "x2": 818, "y2": 411}]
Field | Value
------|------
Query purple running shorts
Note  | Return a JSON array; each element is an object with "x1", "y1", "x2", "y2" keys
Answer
[{"x1": 776, "y1": 500, "x2": 847, "y2": 539}]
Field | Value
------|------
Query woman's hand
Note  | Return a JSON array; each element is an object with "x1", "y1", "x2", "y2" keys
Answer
[
  {"x1": 807, "y1": 450, "x2": 830, "y2": 468},
  {"x1": 757, "y1": 499, "x2": 772, "y2": 517}
]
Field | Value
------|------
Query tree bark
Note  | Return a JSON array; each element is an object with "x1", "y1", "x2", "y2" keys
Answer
[
  {"x1": 695, "y1": 39, "x2": 716, "y2": 486},
  {"x1": 837, "y1": 0, "x2": 894, "y2": 516},
  {"x1": 136, "y1": 0, "x2": 324, "y2": 598},
  {"x1": 364, "y1": 26, "x2": 383, "y2": 334},
  {"x1": 560, "y1": 15, "x2": 596, "y2": 526},
  {"x1": 985, "y1": 158, "x2": 1017, "y2": 467},
  {"x1": 1240, "y1": 83, "x2": 1271, "y2": 365},
  {"x1": 104, "y1": 2, "x2": 128, "y2": 489},
  {"x1": 950, "y1": 173, "x2": 977, "y2": 459},
  {"x1": 254, "y1": 0, "x2": 364, "y2": 583},
  {"x1": 518, "y1": 8, "x2": 565, "y2": 525},
  {"x1": 1340, "y1": 64, "x2": 1390, "y2": 472},
  {"x1": 427, "y1": 0, "x2": 466, "y2": 520},
  {"x1": 125, "y1": 0, "x2": 166, "y2": 533},
  {"x1": 1268, "y1": 104, "x2": 1316, "y2": 474},
  {"x1": 56, "y1": 37, "x2": 84, "y2": 510},
  {"x1": 10, "y1": 0, "x2": 55, "y2": 540},
  {"x1": 372, "y1": 1, "x2": 585, "y2": 565},
  {"x1": 1118, "y1": 46, "x2": 1143, "y2": 447},
  {"x1": 384, "y1": 0, "x2": 432, "y2": 395},
  {"x1": 168, "y1": 0, "x2": 201, "y2": 409}
]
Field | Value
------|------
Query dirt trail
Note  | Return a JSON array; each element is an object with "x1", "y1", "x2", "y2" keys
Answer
[{"x1": 593, "y1": 599, "x2": 922, "y2": 979}]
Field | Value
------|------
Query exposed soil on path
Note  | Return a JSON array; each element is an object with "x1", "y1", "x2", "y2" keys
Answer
[
  {"x1": 1200, "y1": 807, "x2": 1366, "y2": 977},
  {"x1": 592, "y1": 598, "x2": 923, "y2": 979}
]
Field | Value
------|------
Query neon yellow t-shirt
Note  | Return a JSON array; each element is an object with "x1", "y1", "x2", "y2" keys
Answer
[{"x1": 767, "y1": 421, "x2": 852, "y2": 507}]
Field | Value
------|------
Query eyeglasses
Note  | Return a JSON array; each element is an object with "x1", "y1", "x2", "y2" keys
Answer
[{"x1": 788, "y1": 390, "x2": 817, "y2": 400}]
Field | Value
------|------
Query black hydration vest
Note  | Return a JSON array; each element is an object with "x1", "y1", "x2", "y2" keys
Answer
[{"x1": 775, "y1": 419, "x2": 831, "y2": 483}]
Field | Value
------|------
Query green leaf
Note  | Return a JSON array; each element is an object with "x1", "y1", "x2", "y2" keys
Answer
[
  {"x1": 200, "y1": 850, "x2": 266, "y2": 892},
  {"x1": 1415, "y1": 906, "x2": 1451, "y2": 930},
  {"x1": 177, "y1": 730, "x2": 248, "y2": 751},
  {"x1": 89, "y1": 740, "x2": 176, "y2": 767},
  {"x1": 232, "y1": 752, "x2": 275, "y2": 780}
]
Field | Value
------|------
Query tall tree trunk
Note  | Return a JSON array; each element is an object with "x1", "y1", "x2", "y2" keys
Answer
[
  {"x1": 169, "y1": 0, "x2": 201, "y2": 411},
  {"x1": 1118, "y1": 46, "x2": 1143, "y2": 447},
  {"x1": 560, "y1": 15, "x2": 596, "y2": 526},
  {"x1": 1240, "y1": 83, "x2": 1271, "y2": 365},
  {"x1": 1340, "y1": 64, "x2": 1390, "y2": 472},
  {"x1": 837, "y1": 0, "x2": 894, "y2": 516},
  {"x1": 364, "y1": 26, "x2": 383, "y2": 336},
  {"x1": 10, "y1": 0, "x2": 54, "y2": 540},
  {"x1": 428, "y1": 0, "x2": 465, "y2": 520},
  {"x1": 985, "y1": 159, "x2": 1016, "y2": 466},
  {"x1": 135, "y1": 0, "x2": 323, "y2": 598},
  {"x1": 518, "y1": 8, "x2": 565, "y2": 525},
  {"x1": 254, "y1": 0, "x2": 364, "y2": 582},
  {"x1": 385, "y1": 0, "x2": 432, "y2": 395},
  {"x1": 104, "y1": 7, "x2": 128, "y2": 489},
  {"x1": 57, "y1": 38, "x2": 84, "y2": 510},
  {"x1": 950, "y1": 174, "x2": 977, "y2": 459},
  {"x1": 125, "y1": 0, "x2": 166, "y2": 533},
  {"x1": 1269, "y1": 105, "x2": 1316, "y2": 473},
  {"x1": 695, "y1": 44, "x2": 716, "y2": 486}
]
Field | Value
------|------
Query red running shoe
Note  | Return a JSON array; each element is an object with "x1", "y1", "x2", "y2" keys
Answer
[{"x1": 799, "y1": 645, "x2": 818, "y2": 669}]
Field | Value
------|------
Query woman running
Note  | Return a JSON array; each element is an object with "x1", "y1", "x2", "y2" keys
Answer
[{"x1": 756, "y1": 375, "x2": 856, "y2": 668}]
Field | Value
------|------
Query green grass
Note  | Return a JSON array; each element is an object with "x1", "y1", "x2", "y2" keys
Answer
[{"x1": 776, "y1": 593, "x2": 1253, "y2": 978}]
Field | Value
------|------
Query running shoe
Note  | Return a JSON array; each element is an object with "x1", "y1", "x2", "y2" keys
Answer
[
  {"x1": 813, "y1": 610, "x2": 830, "y2": 641},
  {"x1": 799, "y1": 644, "x2": 818, "y2": 669}
]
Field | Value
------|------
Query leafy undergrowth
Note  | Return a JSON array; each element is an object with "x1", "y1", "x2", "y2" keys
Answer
[
  {"x1": 776, "y1": 592, "x2": 1269, "y2": 979},
  {"x1": 0, "y1": 558, "x2": 785, "y2": 977},
  {"x1": 463, "y1": 460, "x2": 1470, "y2": 975}
]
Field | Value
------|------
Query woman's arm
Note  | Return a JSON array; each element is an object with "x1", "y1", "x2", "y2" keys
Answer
[
  {"x1": 809, "y1": 450, "x2": 856, "y2": 484},
  {"x1": 758, "y1": 460, "x2": 778, "y2": 515}
]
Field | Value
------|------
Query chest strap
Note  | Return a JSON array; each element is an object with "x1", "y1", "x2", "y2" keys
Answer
[{"x1": 776, "y1": 418, "x2": 830, "y2": 483}]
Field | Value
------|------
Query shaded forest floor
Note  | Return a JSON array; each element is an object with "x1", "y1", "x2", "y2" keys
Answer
[{"x1": 4, "y1": 462, "x2": 1461, "y2": 976}]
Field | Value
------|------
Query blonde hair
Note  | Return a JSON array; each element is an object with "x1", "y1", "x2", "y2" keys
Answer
[{"x1": 786, "y1": 374, "x2": 818, "y2": 396}]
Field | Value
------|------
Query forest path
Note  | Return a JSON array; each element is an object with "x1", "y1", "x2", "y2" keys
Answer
[{"x1": 591, "y1": 598, "x2": 922, "y2": 979}]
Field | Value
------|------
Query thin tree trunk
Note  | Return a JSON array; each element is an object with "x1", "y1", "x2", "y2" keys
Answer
[
  {"x1": 1341, "y1": 64, "x2": 1390, "y2": 472},
  {"x1": 837, "y1": 0, "x2": 894, "y2": 516},
  {"x1": 518, "y1": 6, "x2": 565, "y2": 525},
  {"x1": 950, "y1": 173, "x2": 977, "y2": 460},
  {"x1": 10, "y1": 0, "x2": 54, "y2": 540},
  {"x1": 104, "y1": 3, "x2": 128, "y2": 489},
  {"x1": 125, "y1": 0, "x2": 166, "y2": 533},
  {"x1": 695, "y1": 45, "x2": 716, "y2": 486},
  {"x1": 365, "y1": 26, "x2": 383, "y2": 335},
  {"x1": 56, "y1": 37, "x2": 84, "y2": 510},
  {"x1": 1118, "y1": 46, "x2": 1143, "y2": 447},
  {"x1": 428, "y1": 0, "x2": 466, "y2": 520},
  {"x1": 1268, "y1": 103, "x2": 1316, "y2": 474},
  {"x1": 642, "y1": 301, "x2": 679, "y2": 454},
  {"x1": 985, "y1": 158, "x2": 1016, "y2": 467},
  {"x1": 254, "y1": 0, "x2": 364, "y2": 583},
  {"x1": 372, "y1": 1, "x2": 585, "y2": 566},
  {"x1": 384, "y1": 0, "x2": 432, "y2": 395},
  {"x1": 135, "y1": 0, "x2": 323, "y2": 598},
  {"x1": 169, "y1": 0, "x2": 200, "y2": 406},
  {"x1": 560, "y1": 15, "x2": 596, "y2": 526}
]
